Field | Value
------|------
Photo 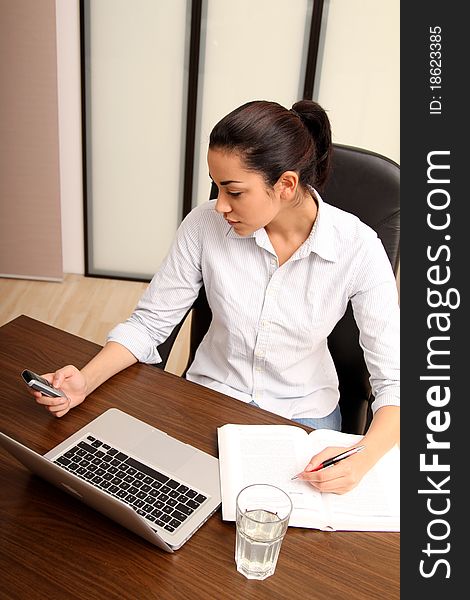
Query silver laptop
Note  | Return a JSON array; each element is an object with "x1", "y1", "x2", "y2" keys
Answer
[{"x1": 0, "y1": 408, "x2": 221, "y2": 551}]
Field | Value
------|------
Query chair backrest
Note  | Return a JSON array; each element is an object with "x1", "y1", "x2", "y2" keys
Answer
[{"x1": 156, "y1": 143, "x2": 399, "y2": 434}]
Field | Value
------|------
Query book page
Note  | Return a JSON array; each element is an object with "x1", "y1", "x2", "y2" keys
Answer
[
  {"x1": 217, "y1": 424, "x2": 327, "y2": 527},
  {"x1": 303, "y1": 429, "x2": 400, "y2": 531},
  {"x1": 323, "y1": 445, "x2": 400, "y2": 531}
]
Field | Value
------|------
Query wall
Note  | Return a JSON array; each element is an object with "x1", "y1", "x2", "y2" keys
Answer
[
  {"x1": 56, "y1": 0, "x2": 84, "y2": 274},
  {"x1": 0, "y1": 0, "x2": 63, "y2": 280},
  {"x1": 56, "y1": 1, "x2": 400, "y2": 275},
  {"x1": 83, "y1": 0, "x2": 188, "y2": 279},
  {"x1": 316, "y1": 0, "x2": 400, "y2": 164}
]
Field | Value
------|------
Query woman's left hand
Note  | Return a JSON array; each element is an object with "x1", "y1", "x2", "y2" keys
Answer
[{"x1": 296, "y1": 445, "x2": 372, "y2": 494}]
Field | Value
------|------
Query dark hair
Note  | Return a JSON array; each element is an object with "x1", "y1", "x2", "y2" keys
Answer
[{"x1": 209, "y1": 99, "x2": 332, "y2": 191}]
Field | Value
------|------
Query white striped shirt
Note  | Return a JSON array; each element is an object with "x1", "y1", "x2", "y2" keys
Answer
[{"x1": 108, "y1": 194, "x2": 400, "y2": 420}]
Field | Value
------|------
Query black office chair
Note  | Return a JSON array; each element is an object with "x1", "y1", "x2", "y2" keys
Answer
[{"x1": 156, "y1": 143, "x2": 400, "y2": 435}]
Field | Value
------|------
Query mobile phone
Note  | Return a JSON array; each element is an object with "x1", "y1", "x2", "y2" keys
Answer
[{"x1": 21, "y1": 369, "x2": 66, "y2": 398}]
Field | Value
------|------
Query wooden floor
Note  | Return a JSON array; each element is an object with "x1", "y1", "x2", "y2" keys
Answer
[{"x1": 0, "y1": 274, "x2": 190, "y2": 375}]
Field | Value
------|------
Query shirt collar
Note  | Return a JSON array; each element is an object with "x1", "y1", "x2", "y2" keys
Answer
[
  {"x1": 224, "y1": 189, "x2": 338, "y2": 263},
  {"x1": 226, "y1": 226, "x2": 253, "y2": 239},
  {"x1": 226, "y1": 224, "x2": 278, "y2": 257},
  {"x1": 306, "y1": 190, "x2": 338, "y2": 263}
]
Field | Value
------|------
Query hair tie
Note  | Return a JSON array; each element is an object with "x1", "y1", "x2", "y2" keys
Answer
[{"x1": 290, "y1": 108, "x2": 302, "y2": 120}]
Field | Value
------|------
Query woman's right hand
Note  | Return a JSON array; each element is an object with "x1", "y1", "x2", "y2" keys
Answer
[{"x1": 31, "y1": 365, "x2": 87, "y2": 418}]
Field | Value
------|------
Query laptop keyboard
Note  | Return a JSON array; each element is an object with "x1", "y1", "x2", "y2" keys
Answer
[{"x1": 53, "y1": 435, "x2": 208, "y2": 534}]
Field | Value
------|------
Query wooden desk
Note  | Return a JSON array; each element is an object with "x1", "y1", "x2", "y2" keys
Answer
[{"x1": 0, "y1": 316, "x2": 399, "y2": 599}]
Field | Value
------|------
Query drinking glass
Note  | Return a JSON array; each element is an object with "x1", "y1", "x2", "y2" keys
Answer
[{"x1": 235, "y1": 483, "x2": 292, "y2": 580}]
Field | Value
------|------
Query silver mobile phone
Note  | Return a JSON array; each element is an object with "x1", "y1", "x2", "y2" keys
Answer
[{"x1": 21, "y1": 369, "x2": 66, "y2": 398}]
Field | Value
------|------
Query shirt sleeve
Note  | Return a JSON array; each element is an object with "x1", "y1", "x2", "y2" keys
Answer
[
  {"x1": 107, "y1": 206, "x2": 204, "y2": 364},
  {"x1": 349, "y1": 231, "x2": 400, "y2": 414}
]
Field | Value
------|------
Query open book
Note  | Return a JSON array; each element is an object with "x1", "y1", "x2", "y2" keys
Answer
[{"x1": 217, "y1": 424, "x2": 399, "y2": 532}]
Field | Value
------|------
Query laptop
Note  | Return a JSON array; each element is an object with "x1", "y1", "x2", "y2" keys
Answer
[{"x1": 0, "y1": 408, "x2": 221, "y2": 552}]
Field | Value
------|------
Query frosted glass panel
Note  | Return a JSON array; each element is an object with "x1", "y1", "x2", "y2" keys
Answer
[
  {"x1": 85, "y1": 0, "x2": 188, "y2": 279},
  {"x1": 193, "y1": 0, "x2": 312, "y2": 206},
  {"x1": 315, "y1": 0, "x2": 400, "y2": 163}
]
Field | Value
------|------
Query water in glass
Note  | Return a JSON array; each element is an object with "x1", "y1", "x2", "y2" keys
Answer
[{"x1": 235, "y1": 508, "x2": 285, "y2": 580}]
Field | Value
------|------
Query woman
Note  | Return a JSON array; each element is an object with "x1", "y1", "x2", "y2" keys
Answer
[{"x1": 31, "y1": 100, "x2": 400, "y2": 493}]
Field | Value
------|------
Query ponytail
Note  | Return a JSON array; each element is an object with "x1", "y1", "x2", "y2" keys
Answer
[{"x1": 291, "y1": 100, "x2": 332, "y2": 190}]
